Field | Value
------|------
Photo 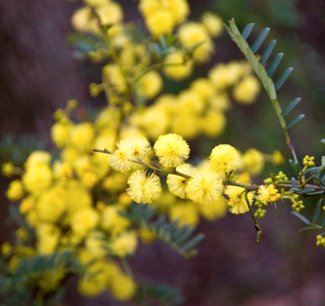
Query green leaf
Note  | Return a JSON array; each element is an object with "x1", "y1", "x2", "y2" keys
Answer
[
  {"x1": 241, "y1": 22, "x2": 255, "y2": 39},
  {"x1": 260, "y1": 39, "x2": 277, "y2": 64},
  {"x1": 289, "y1": 159, "x2": 300, "y2": 175},
  {"x1": 267, "y1": 52, "x2": 284, "y2": 77},
  {"x1": 251, "y1": 27, "x2": 270, "y2": 53},
  {"x1": 282, "y1": 97, "x2": 302, "y2": 117},
  {"x1": 135, "y1": 281, "x2": 184, "y2": 306},
  {"x1": 225, "y1": 19, "x2": 277, "y2": 100},
  {"x1": 286, "y1": 114, "x2": 305, "y2": 129},
  {"x1": 125, "y1": 204, "x2": 203, "y2": 258},
  {"x1": 298, "y1": 226, "x2": 321, "y2": 233},
  {"x1": 181, "y1": 234, "x2": 205, "y2": 252},
  {"x1": 291, "y1": 211, "x2": 311, "y2": 225},
  {"x1": 275, "y1": 67, "x2": 293, "y2": 90},
  {"x1": 312, "y1": 198, "x2": 323, "y2": 224}
]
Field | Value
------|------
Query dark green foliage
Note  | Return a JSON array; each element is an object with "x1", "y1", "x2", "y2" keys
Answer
[
  {"x1": 135, "y1": 281, "x2": 184, "y2": 306},
  {"x1": 68, "y1": 33, "x2": 106, "y2": 59},
  {"x1": 225, "y1": 19, "x2": 305, "y2": 133},
  {"x1": 0, "y1": 134, "x2": 45, "y2": 166},
  {"x1": 0, "y1": 251, "x2": 83, "y2": 306},
  {"x1": 125, "y1": 204, "x2": 204, "y2": 258}
]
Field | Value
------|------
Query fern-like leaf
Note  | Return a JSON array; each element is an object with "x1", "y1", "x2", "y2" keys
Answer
[
  {"x1": 126, "y1": 204, "x2": 204, "y2": 258},
  {"x1": 225, "y1": 19, "x2": 304, "y2": 162}
]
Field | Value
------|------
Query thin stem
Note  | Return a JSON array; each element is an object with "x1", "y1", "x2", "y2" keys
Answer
[
  {"x1": 271, "y1": 99, "x2": 299, "y2": 165},
  {"x1": 93, "y1": 148, "x2": 192, "y2": 179},
  {"x1": 244, "y1": 191, "x2": 262, "y2": 242},
  {"x1": 226, "y1": 180, "x2": 259, "y2": 191}
]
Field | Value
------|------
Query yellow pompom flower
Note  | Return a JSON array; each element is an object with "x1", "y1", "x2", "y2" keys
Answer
[
  {"x1": 70, "y1": 122, "x2": 95, "y2": 151},
  {"x1": 51, "y1": 122, "x2": 70, "y2": 148},
  {"x1": 96, "y1": 2, "x2": 123, "y2": 25},
  {"x1": 25, "y1": 151, "x2": 51, "y2": 168},
  {"x1": 109, "y1": 149, "x2": 133, "y2": 172},
  {"x1": 22, "y1": 164, "x2": 53, "y2": 194},
  {"x1": 110, "y1": 231, "x2": 137, "y2": 257},
  {"x1": 118, "y1": 136, "x2": 153, "y2": 161},
  {"x1": 166, "y1": 0, "x2": 189, "y2": 23},
  {"x1": 154, "y1": 134, "x2": 190, "y2": 168},
  {"x1": 139, "y1": 0, "x2": 161, "y2": 18},
  {"x1": 35, "y1": 186, "x2": 66, "y2": 223},
  {"x1": 166, "y1": 163, "x2": 194, "y2": 199},
  {"x1": 191, "y1": 78, "x2": 215, "y2": 101},
  {"x1": 36, "y1": 224, "x2": 60, "y2": 254},
  {"x1": 127, "y1": 170, "x2": 161, "y2": 203},
  {"x1": 103, "y1": 64, "x2": 127, "y2": 94},
  {"x1": 199, "y1": 196, "x2": 227, "y2": 220},
  {"x1": 200, "y1": 110, "x2": 226, "y2": 137},
  {"x1": 226, "y1": 186, "x2": 251, "y2": 215},
  {"x1": 163, "y1": 51, "x2": 193, "y2": 80},
  {"x1": 178, "y1": 22, "x2": 213, "y2": 63},
  {"x1": 70, "y1": 208, "x2": 99, "y2": 237},
  {"x1": 233, "y1": 75, "x2": 260, "y2": 104},
  {"x1": 145, "y1": 9, "x2": 175, "y2": 37},
  {"x1": 84, "y1": 0, "x2": 108, "y2": 7},
  {"x1": 6, "y1": 180, "x2": 24, "y2": 201},
  {"x1": 71, "y1": 7, "x2": 98, "y2": 33},
  {"x1": 137, "y1": 71, "x2": 162, "y2": 99},
  {"x1": 101, "y1": 206, "x2": 130, "y2": 236},
  {"x1": 170, "y1": 202, "x2": 199, "y2": 226},
  {"x1": 2, "y1": 162, "x2": 15, "y2": 177},
  {"x1": 257, "y1": 184, "x2": 281, "y2": 204},
  {"x1": 186, "y1": 170, "x2": 224, "y2": 205},
  {"x1": 110, "y1": 273, "x2": 136, "y2": 301},
  {"x1": 201, "y1": 12, "x2": 223, "y2": 37},
  {"x1": 242, "y1": 148, "x2": 265, "y2": 175},
  {"x1": 210, "y1": 144, "x2": 241, "y2": 174},
  {"x1": 272, "y1": 150, "x2": 285, "y2": 165}
]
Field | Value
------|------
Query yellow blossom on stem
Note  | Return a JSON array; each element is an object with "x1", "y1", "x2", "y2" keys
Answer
[
  {"x1": 257, "y1": 184, "x2": 281, "y2": 204},
  {"x1": 186, "y1": 170, "x2": 223, "y2": 205},
  {"x1": 166, "y1": 163, "x2": 194, "y2": 199},
  {"x1": 210, "y1": 144, "x2": 241, "y2": 174},
  {"x1": 127, "y1": 170, "x2": 161, "y2": 204},
  {"x1": 154, "y1": 134, "x2": 190, "y2": 168}
]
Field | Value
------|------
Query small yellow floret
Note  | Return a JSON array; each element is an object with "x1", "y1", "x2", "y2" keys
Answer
[
  {"x1": 272, "y1": 150, "x2": 285, "y2": 165},
  {"x1": 303, "y1": 155, "x2": 315, "y2": 167},
  {"x1": 6, "y1": 180, "x2": 24, "y2": 201},
  {"x1": 226, "y1": 186, "x2": 251, "y2": 215},
  {"x1": 202, "y1": 12, "x2": 223, "y2": 37},
  {"x1": 257, "y1": 184, "x2": 281, "y2": 204},
  {"x1": 154, "y1": 134, "x2": 190, "y2": 168}
]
